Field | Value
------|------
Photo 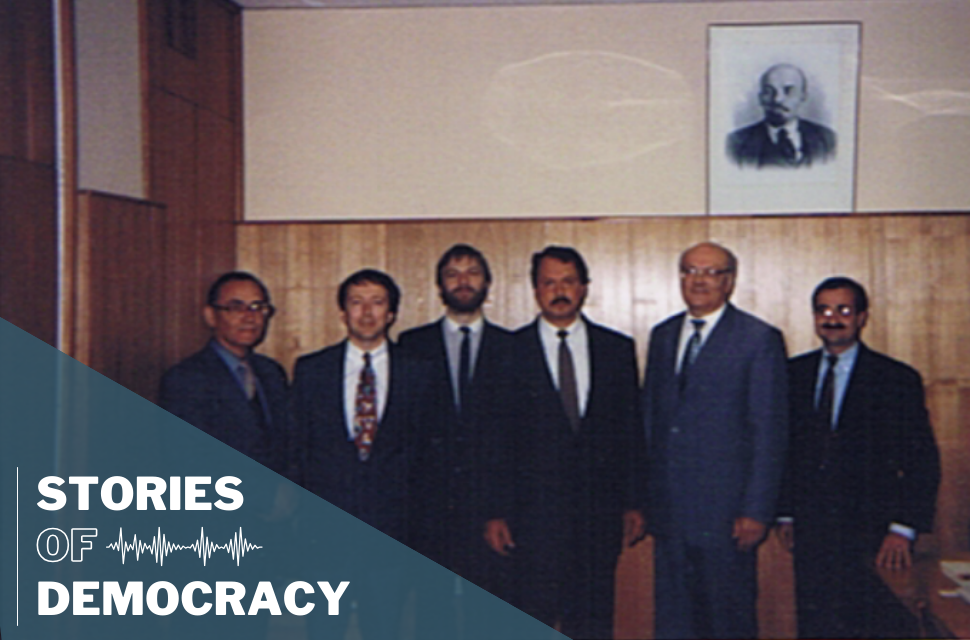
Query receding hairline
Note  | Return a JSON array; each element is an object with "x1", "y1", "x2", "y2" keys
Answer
[
  {"x1": 760, "y1": 63, "x2": 807, "y2": 93},
  {"x1": 679, "y1": 242, "x2": 738, "y2": 272}
]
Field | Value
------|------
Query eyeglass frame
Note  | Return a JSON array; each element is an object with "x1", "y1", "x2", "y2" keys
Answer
[
  {"x1": 679, "y1": 266, "x2": 734, "y2": 279},
  {"x1": 209, "y1": 301, "x2": 276, "y2": 317}
]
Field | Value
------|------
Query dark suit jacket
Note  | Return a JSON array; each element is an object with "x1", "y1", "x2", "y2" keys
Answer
[
  {"x1": 291, "y1": 340, "x2": 432, "y2": 543},
  {"x1": 642, "y1": 304, "x2": 788, "y2": 543},
  {"x1": 508, "y1": 318, "x2": 644, "y2": 559},
  {"x1": 727, "y1": 118, "x2": 836, "y2": 168},
  {"x1": 778, "y1": 343, "x2": 940, "y2": 543},
  {"x1": 397, "y1": 319, "x2": 516, "y2": 572},
  {"x1": 158, "y1": 342, "x2": 291, "y2": 478}
]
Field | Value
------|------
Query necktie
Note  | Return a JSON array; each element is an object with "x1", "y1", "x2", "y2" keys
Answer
[
  {"x1": 777, "y1": 128, "x2": 797, "y2": 163},
  {"x1": 817, "y1": 354, "x2": 839, "y2": 431},
  {"x1": 239, "y1": 359, "x2": 267, "y2": 427},
  {"x1": 458, "y1": 326, "x2": 471, "y2": 412},
  {"x1": 353, "y1": 352, "x2": 378, "y2": 461},
  {"x1": 238, "y1": 360, "x2": 256, "y2": 399},
  {"x1": 558, "y1": 329, "x2": 580, "y2": 433},
  {"x1": 678, "y1": 319, "x2": 705, "y2": 392}
]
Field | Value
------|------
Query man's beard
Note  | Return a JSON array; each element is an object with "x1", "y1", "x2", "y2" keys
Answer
[{"x1": 442, "y1": 286, "x2": 488, "y2": 314}]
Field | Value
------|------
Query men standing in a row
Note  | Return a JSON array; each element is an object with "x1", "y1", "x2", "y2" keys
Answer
[
  {"x1": 642, "y1": 242, "x2": 788, "y2": 639},
  {"x1": 488, "y1": 246, "x2": 645, "y2": 640},
  {"x1": 292, "y1": 269, "x2": 432, "y2": 640},
  {"x1": 777, "y1": 277, "x2": 940, "y2": 639},
  {"x1": 399, "y1": 245, "x2": 515, "y2": 589},
  {"x1": 159, "y1": 271, "x2": 291, "y2": 479}
]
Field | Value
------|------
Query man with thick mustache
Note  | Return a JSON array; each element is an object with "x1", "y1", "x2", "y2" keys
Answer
[
  {"x1": 727, "y1": 63, "x2": 837, "y2": 168},
  {"x1": 398, "y1": 244, "x2": 517, "y2": 633},
  {"x1": 495, "y1": 245, "x2": 645, "y2": 639},
  {"x1": 776, "y1": 277, "x2": 940, "y2": 638},
  {"x1": 642, "y1": 242, "x2": 788, "y2": 639}
]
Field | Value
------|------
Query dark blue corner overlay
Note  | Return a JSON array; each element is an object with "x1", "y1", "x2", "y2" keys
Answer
[{"x1": 0, "y1": 319, "x2": 563, "y2": 640}]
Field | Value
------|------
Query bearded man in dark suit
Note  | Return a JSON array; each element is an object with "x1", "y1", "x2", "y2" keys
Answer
[
  {"x1": 727, "y1": 63, "x2": 836, "y2": 168},
  {"x1": 776, "y1": 277, "x2": 940, "y2": 638},
  {"x1": 398, "y1": 244, "x2": 517, "y2": 638},
  {"x1": 398, "y1": 244, "x2": 515, "y2": 586},
  {"x1": 642, "y1": 242, "x2": 788, "y2": 639},
  {"x1": 159, "y1": 271, "x2": 291, "y2": 478},
  {"x1": 491, "y1": 245, "x2": 646, "y2": 640}
]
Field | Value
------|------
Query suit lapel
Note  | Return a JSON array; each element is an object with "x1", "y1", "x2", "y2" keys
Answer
[
  {"x1": 332, "y1": 341, "x2": 354, "y2": 444},
  {"x1": 584, "y1": 320, "x2": 604, "y2": 423},
  {"x1": 204, "y1": 345, "x2": 249, "y2": 404},
  {"x1": 674, "y1": 305, "x2": 735, "y2": 393}
]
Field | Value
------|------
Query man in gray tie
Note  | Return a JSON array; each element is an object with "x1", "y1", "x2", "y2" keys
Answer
[
  {"x1": 776, "y1": 277, "x2": 940, "y2": 638},
  {"x1": 642, "y1": 242, "x2": 788, "y2": 639},
  {"x1": 496, "y1": 245, "x2": 646, "y2": 639},
  {"x1": 159, "y1": 271, "x2": 291, "y2": 478}
]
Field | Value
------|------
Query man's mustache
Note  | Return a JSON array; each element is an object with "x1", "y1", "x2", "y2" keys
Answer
[
  {"x1": 822, "y1": 323, "x2": 846, "y2": 330},
  {"x1": 552, "y1": 296, "x2": 572, "y2": 306}
]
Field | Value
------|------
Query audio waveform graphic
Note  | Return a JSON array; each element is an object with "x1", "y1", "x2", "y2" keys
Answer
[{"x1": 105, "y1": 526, "x2": 263, "y2": 566}]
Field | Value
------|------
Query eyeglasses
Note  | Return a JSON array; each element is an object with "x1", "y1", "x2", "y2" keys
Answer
[
  {"x1": 211, "y1": 301, "x2": 276, "y2": 317},
  {"x1": 814, "y1": 305, "x2": 855, "y2": 318},
  {"x1": 680, "y1": 267, "x2": 733, "y2": 279}
]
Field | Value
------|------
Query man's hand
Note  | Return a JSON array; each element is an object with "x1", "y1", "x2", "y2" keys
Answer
[
  {"x1": 623, "y1": 510, "x2": 646, "y2": 547},
  {"x1": 484, "y1": 519, "x2": 515, "y2": 556},
  {"x1": 775, "y1": 522, "x2": 794, "y2": 552},
  {"x1": 875, "y1": 533, "x2": 912, "y2": 570},
  {"x1": 733, "y1": 517, "x2": 768, "y2": 553}
]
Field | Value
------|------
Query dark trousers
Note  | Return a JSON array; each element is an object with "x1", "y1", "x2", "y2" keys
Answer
[
  {"x1": 515, "y1": 513, "x2": 619, "y2": 640},
  {"x1": 653, "y1": 534, "x2": 758, "y2": 640},
  {"x1": 793, "y1": 506, "x2": 917, "y2": 637}
]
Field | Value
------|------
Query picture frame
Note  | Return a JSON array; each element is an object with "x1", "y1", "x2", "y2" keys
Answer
[{"x1": 708, "y1": 22, "x2": 861, "y2": 215}]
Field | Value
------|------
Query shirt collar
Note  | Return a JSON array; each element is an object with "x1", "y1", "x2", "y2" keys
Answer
[
  {"x1": 539, "y1": 315, "x2": 584, "y2": 340},
  {"x1": 347, "y1": 339, "x2": 388, "y2": 362},
  {"x1": 768, "y1": 118, "x2": 799, "y2": 139},
  {"x1": 686, "y1": 303, "x2": 728, "y2": 327},
  {"x1": 444, "y1": 314, "x2": 484, "y2": 336},
  {"x1": 822, "y1": 341, "x2": 860, "y2": 369},
  {"x1": 210, "y1": 339, "x2": 247, "y2": 370}
]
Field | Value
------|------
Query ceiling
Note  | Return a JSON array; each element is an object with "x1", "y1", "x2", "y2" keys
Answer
[{"x1": 234, "y1": 0, "x2": 772, "y2": 10}]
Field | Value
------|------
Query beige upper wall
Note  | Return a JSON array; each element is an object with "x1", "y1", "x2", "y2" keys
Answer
[
  {"x1": 76, "y1": 0, "x2": 144, "y2": 199},
  {"x1": 243, "y1": 0, "x2": 970, "y2": 221}
]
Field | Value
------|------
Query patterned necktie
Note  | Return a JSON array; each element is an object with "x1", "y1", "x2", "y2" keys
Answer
[
  {"x1": 678, "y1": 319, "x2": 705, "y2": 392},
  {"x1": 817, "y1": 354, "x2": 839, "y2": 431},
  {"x1": 778, "y1": 128, "x2": 797, "y2": 162},
  {"x1": 458, "y1": 326, "x2": 471, "y2": 412},
  {"x1": 558, "y1": 329, "x2": 580, "y2": 433},
  {"x1": 353, "y1": 352, "x2": 378, "y2": 461}
]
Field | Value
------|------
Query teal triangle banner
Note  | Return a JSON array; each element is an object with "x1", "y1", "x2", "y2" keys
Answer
[{"x1": 0, "y1": 319, "x2": 563, "y2": 640}]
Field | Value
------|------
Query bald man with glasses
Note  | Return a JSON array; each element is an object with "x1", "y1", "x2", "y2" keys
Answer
[{"x1": 642, "y1": 242, "x2": 788, "y2": 639}]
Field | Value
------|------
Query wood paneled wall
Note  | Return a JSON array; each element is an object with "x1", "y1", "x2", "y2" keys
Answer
[
  {"x1": 74, "y1": 191, "x2": 166, "y2": 401},
  {"x1": 0, "y1": 0, "x2": 56, "y2": 345},
  {"x1": 238, "y1": 213, "x2": 970, "y2": 639},
  {"x1": 145, "y1": 0, "x2": 240, "y2": 370}
]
